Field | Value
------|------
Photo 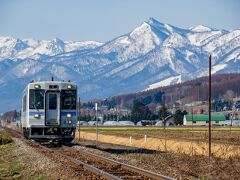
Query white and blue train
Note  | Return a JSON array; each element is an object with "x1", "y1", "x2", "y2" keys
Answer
[{"x1": 21, "y1": 80, "x2": 77, "y2": 142}]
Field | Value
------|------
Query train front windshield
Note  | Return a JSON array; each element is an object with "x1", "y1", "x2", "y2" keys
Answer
[
  {"x1": 61, "y1": 90, "x2": 77, "y2": 110},
  {"x1": 29, "y1": 89, "x2": 45, "y2": 109}
]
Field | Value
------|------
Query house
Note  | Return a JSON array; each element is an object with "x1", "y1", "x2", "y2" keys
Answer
[{"x1": 183, "y1": 114, "x2": 226, "y2": 126}]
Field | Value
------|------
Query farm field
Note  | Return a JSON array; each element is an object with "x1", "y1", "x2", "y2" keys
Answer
[
  {"x1": 76, "y1": 126, "x2": 240, "y2": 157},
  {"x1": 1, "y1": 126, "x2": 239, "y2": 179}
]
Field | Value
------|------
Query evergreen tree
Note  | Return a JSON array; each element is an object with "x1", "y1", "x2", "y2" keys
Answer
[
  {"x1": 86, "y1": 114, "x2": 91, "y2": 121},
  {"x1": 158, "y1": 106, "x2": 170, "y2": 120},
  {"x1": 107, "y1": 114, "x2": 110, "y2": 121},
  {"x1": 131, "y1": 100, "x2": 154, "y2": 123},
  {"x1": 154, "y1": 91, "x2": 163, "y2": 103},
  {"x1": 103, "y1": 114, "x2": 107, "y2": 121},
  {"x1": 173, "y1": 109, "x2": 187, "y2": 125},
  {"x1": 110, "y1": 114, "x2": 114, "y2": 120},
  {"x1": 141, "y1": 96, "x2": 152, "y2": 105}
]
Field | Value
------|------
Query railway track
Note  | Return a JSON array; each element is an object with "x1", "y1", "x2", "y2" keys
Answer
[
  {"x1": 2, "y1": 126, "x2": 175, "y2": 180},
  {"x1": 59, "y1": 145, "x2": 175, "y2": 180}
]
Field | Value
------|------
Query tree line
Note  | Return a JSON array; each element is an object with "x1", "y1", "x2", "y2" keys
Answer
[{"x1": 80, "y1": 99, "x2": 187, "y2": 125}]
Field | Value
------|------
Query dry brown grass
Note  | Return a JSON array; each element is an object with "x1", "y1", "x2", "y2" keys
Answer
[
  {"x1": 76, "y1": 127, "x2": 240, "y2": 178},
  {"x1": 122, "y1": 150, "x2": 240, "y2": 179},
  {"x1": 76, "y1": 137, "x2": 240, "y2": 179},
  {"x1": 77, "y1": 131, "x2": 240, "y2": 158}
]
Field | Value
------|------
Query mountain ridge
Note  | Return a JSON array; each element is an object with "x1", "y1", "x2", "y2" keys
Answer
[{"x1": 0, "y1": 17, "x2": 239, "y2": 112}]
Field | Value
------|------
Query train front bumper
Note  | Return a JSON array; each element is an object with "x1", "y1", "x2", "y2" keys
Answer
[{"x1": 29, "y1": 127, "x2": 75, "y2": 141}]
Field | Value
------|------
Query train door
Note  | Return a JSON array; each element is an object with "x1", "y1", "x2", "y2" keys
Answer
[{"x1": 46, "y1": 92, "x2": 60, "y2": 125}]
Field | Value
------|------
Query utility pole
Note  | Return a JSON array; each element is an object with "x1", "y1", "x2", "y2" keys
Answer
[
  {"x1": 95, "y1": 103, "x2": 98, "y2": 147},
  {"x1": 191, "y1": 103, "x2": 194, "y2": 155},
  {"x1": 78, "y1": 97, "x2": 81, "y2": 141},
  {"x1": 162, "y1": 92, "x2": 167, "y2": 152},
  {"x1": 230, "y1": 105, "x2": 236, "y2": 134},
  {"x1": 117, "y1": 105, "x2": 119, "y2": 122},
  {"x1": 208, "y1": 55, "x2": 212, "y2": 162}
]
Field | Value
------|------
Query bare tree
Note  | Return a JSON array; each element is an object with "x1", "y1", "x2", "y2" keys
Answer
[{"x1": 223, "y1": 90, "x2": 234, "y2": 101}]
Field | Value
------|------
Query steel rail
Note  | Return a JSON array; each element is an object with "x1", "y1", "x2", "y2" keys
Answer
[
  {"x1": 3, "y1": 127, "x2": 175, "y2": 180},
  {"x1": 69, "y1": 146, "x2": 175, "y2": 180},
  {"x1": 33, "y1": 142, "x2": 122, "y2": 180},
  {"x1": 54, "y1": 150, "x2": 122, "y2": 180},
  {"x1": 2, "y1": 127, "x2": 121, "y2": 180}
]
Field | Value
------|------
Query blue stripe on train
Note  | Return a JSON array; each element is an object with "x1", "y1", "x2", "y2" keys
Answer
[
  {"x1": 29, "y1": 111, "x2": 76, "y2": 116},
  {"x1": 61, "y1": 111, "x2": 77, "y2": 116},
  {"x1": 29, "y1": 112, "x2": 44, "y2": 116}
]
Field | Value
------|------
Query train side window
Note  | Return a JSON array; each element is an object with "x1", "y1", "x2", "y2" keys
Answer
[
  {"x1": 29, "y1": 89, "x2": 45, "y2": 109},
  {"x1": 23, "y1": 95, "x2": 26, "y2": 112}
]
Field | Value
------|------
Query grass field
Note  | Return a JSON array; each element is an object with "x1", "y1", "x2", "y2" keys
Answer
[
  {"x1": 78, "y1": 126, "x2": 240, "y2": 143},
  {"x1": 78, "y1": 126, "x2": 240, "y2": 133},
  {"x1": 76, "y1": 126, "x2": 240, "y2": 157}
]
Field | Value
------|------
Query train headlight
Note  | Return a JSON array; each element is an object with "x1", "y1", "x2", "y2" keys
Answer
[
  {"x1": 67, "y1": 84, "x2": 72, "y2": 89},
  {"x1": 34, "y1": 84, "x2": 41, "y2": 89},
  {"x1": 65, "y1": 120, "x2": 72, "y2": 124},
  {"x1": 66, "y1": 113, "x2": 72, "y2": 118},
  {"x1": 34, "y1": 114, "x2": 40, "y2": 118}
]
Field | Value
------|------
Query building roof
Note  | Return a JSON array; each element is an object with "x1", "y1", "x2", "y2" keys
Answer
[{"x1": 184, "y1": 114, "x2": 225, "y2": 121}]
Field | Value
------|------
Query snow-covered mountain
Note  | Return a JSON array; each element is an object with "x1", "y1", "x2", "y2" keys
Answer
[
  {"x1": 0, "y1": 17, "x2": 239, "y2": 112},
  {"x1": 0, "y1": 36, "x2": 103, "y2": 60}
]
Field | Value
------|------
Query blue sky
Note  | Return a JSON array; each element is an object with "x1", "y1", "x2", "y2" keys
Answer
[{"x1": 0, "y1": 0, "x2": 239, "y2": 42}]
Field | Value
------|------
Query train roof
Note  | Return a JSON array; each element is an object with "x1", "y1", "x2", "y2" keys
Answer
[
  {"x1": 28, "y1": 81, "x2": 76, "y2": 85},
  {"x1": 22, "y1": 81, "x2": 77, "y2": 93}
]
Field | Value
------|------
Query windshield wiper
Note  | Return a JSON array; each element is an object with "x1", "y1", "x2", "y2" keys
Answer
[
  {"x1": 68, "y1": 102, "x2": 74, "y2": 110},
  {"x1": 33, "y1": 103, "x2": 39, "y2": 111}
]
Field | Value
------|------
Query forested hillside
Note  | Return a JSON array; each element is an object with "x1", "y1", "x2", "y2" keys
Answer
[{"x1": 96, "y1": 73, "x2": 240, "y2": 109}]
